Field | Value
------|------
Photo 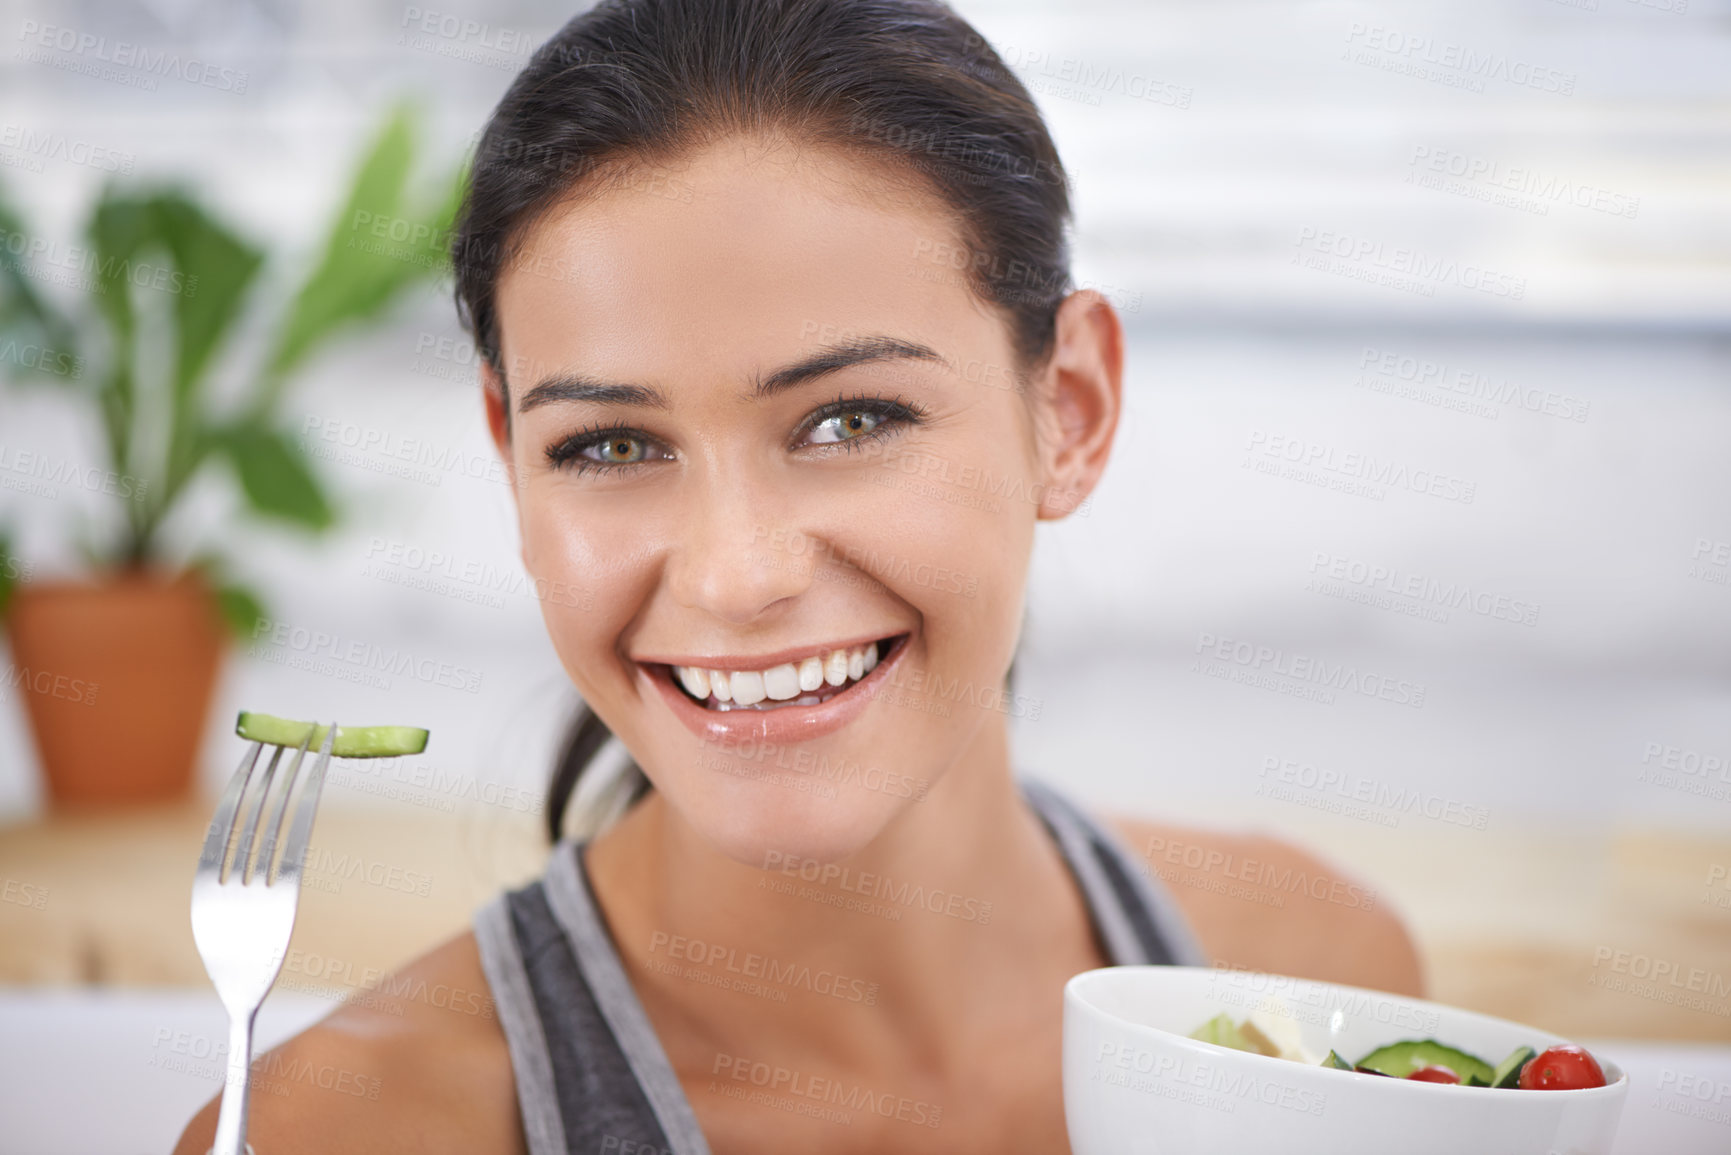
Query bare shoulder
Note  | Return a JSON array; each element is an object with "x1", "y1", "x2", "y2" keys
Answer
[
  {"x1": 172, "y1": 929, "x2": 523, "y2": 1155},
  {"x1": 1104, "y1": 814, "x2": 1425, "y2": 998}
]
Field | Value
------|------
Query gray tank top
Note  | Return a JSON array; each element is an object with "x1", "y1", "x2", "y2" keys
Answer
[{"x1": 472, "y1": 776, "x2": 1206, "y2": 1155}]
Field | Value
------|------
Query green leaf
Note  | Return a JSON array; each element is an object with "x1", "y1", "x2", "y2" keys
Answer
[
  {"x1": 213, "y1": 579, "x2": 269, "y2": 637},
  {"x1": 0, "y1": 185, "x2": 77, "y2": 365},
  {"x1": 266, "y1": 103, "x2": 454, "y2": 383},
  {"x1": 219, "y1": 424, "x2": 335, "y2": 529},
  {"x1": 144, "y1": 193, "x2": 265, "y2": 520},
  {"x1": 185, "y1": 552, "x2": 269, "y2": 638},
  {"x1": 86, "y1": 190, "x2": 155, "y2": 486},
  {"x1": 87, "y1": 191, "x2": 157, "y2": 334},
  {"x1": 0, "y1": 527, "x2": 26, "y2": 619},
  {"x1": 151, "y1": 191, "x2": 264, "y2": 401}
]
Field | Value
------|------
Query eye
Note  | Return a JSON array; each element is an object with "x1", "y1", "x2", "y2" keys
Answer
[
  {"x1": 796, "y1": 395, "x2": 926, "y2": 451},
  {"x1": 808, "y1": 406, "x2": 887, "y2": 444},
  {"x1": 591, "y1": 433, "x2": 648, "y2": 463},
  {"x1": 544, "y1": 426, "x2": 669, "y2": 473}
]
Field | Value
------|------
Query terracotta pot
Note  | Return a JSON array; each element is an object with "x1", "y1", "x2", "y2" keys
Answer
[{"x1": 5, "y1": 570, "x2": 225, "y2": 807}]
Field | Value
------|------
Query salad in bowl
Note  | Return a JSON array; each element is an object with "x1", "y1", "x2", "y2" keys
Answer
[{"x1": 1063, "y1": 965, "x2": 1627, "y2": 1155}]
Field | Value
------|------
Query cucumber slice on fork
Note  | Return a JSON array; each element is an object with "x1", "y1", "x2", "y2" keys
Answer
[{"x1": 235, "y1": 712, "x2": 428, "y2": 758}]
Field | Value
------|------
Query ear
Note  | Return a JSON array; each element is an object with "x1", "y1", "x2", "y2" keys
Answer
[
  {"x1": 1031, "y1": 289, "x2": 1123, "y2": 520},
  {"x1": 480, "y1": 358, "x2": 533, "y2": 572},
  {"x1": 480, "y1": 358, "x2": 518, "y2": 491}
]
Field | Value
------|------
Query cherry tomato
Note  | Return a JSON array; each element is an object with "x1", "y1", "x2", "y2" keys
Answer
[
  {"x1": 1518, "y1": 1045, "x2": 1606, "y2": 1090},
  {"x1": 1406, "y1": 1065, "x2": 1460, "y2": 1084}
]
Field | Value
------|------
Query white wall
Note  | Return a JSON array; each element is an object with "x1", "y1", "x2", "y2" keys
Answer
[{"x1": 1, "y1": 0, "x2": 1727, "y2": 829}]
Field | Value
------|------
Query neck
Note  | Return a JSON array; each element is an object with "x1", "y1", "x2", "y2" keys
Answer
[{"x1": 583, "y1": 714, "x2": 1109, "y2": 1073}]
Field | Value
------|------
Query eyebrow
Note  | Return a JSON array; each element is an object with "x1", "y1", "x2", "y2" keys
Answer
[
  {"x1": 755, "y1": 336, "x2": 949, "y2": 399},
  {"x1": 514, "y1": 336, "x2": 949, "y2": 414}
]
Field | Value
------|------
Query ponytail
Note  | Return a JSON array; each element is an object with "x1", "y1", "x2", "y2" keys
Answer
[{"x1": 546, "y1": 704, "x2": 651, "y2": 843}]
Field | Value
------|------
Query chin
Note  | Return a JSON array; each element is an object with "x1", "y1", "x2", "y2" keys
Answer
[{"x1": 673, "y1": 770, "x2": 910, "y2": 871}]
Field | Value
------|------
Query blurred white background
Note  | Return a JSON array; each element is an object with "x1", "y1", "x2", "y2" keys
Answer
[{"x1": 3, "y1": 0, "x2": 1725, "y2": 829}]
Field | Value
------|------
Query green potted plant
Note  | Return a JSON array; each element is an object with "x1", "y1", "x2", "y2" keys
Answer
[{"x1": 0, "y1": 104, "x2": 461, "y2": 806}]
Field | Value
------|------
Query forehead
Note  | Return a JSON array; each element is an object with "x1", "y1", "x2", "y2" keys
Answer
[{"x1": 492, "y1": 134, "x2": 997, "y2": 390}]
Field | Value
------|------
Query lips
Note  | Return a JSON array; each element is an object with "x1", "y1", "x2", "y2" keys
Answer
[{"x1": 641, "y1": 633, "x2": 910, "y2": 745}]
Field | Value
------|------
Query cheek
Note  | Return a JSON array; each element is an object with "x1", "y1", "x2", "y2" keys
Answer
[
  {"x1": 517, "y1": 486, "x2": 651, "y2": 669},
  {"x1": 818, "y1": 423, "x2": 1035, "y2": 641},
  {"x1": 843, "y1": 470, "x2": 1020, "y2": 602}
]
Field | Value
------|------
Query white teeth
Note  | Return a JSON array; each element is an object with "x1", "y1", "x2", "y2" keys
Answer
[
  {"x1": 730, "y1": 669, "x2": 767, "y2": 706},
  {"x1": 671, "y1": 639, "x2": 895, "y2": 709},
  {"x1": 763, "y1": 663, "x2": 801, "y2": 701},
  {"x1": 797, "y1": 656, "x2": 825, "y2": 692},
  {"x1": 678, "y1": 665, "x2": 711, "y2": 700}
]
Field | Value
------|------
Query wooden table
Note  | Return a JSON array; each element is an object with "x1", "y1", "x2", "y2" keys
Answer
[
  {"x1": 2, "y1": 798, "x2": 1728, "y2": 1043},
  {"x1": 0, "y1": 797, "x2": 547, "y2": 991}
]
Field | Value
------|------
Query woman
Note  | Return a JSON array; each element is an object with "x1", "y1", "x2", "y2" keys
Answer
[{"x1": 178, "y1": 0, "x2": 1420, "y2": 1150}]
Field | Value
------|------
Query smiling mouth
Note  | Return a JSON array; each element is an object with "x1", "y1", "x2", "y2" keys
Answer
[{"x1": 657, "y1": 634, "x2": 908, "y2": 712}]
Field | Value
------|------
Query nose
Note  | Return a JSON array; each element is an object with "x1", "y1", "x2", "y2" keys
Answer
[{"x1": 663, "y1": 469, "x2": 814, "y2": 625}]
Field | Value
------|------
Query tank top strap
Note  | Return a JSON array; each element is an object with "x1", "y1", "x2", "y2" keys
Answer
[
  {"x1": 1018, "y1": 775, "x2": 1210, "y2": 967},
  {"x1": 473, "y1": 895, "x2": 573, "y2": 1155},
  {"x1": 474, "y1": 850, "x2": 704, "y2": 1155}
]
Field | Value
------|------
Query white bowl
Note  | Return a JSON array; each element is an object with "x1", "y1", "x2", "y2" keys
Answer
[{"x1": 1064, "y1": 966, "x2": 1628, "y2": 1155}]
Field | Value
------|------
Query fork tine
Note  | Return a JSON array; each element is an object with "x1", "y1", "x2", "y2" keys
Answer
[
  {"x1": 255, "y1": 726, "x2": 319, "y2": 885},
  {"x1": 233, "y1": 730, "x2": 308, "y2": 885},
  {"x1": 272, "y1": 721, "x2": 337, "y2": 886},
  {"x1": 197, "y1": 742, "x2": 264, "y2": 875}
]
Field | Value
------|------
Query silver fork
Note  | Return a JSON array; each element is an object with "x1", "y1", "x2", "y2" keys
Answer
[{"x1": 190, "y1": 722, "x2": 337, "y2": 1155}]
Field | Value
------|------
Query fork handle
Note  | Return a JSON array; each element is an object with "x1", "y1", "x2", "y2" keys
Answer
[{"x1": 212, "y1": 1010, "x2": 257, "y2": 1155}]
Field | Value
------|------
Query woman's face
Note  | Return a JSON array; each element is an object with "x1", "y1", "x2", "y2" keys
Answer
[{"x1": 488, "y1": 133, "x2": 1115, "y2": 864}]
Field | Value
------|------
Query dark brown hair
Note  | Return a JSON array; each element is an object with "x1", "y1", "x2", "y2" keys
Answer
[{"x1": 450, "y1": 0, "x2": 1070, "y2": 841}]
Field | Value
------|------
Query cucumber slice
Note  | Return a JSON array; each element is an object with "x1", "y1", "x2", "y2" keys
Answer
[
  {"x1": 1190, "y1": 1013, "x2": 1265, "y2": 1055},
  {"x1": 1492, "y1": 1045, "x2": 1536, "y2": 1088},
  {"x1": 1354, "y1": 1039, "x2": 1495, "y2": 1085},
  {"x1": 1322, "y1": 1050, "x2": 1355, "y2": 1070},
  {"x1": 235, "y1": 712, "x2": 428, "y2": 758}
]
